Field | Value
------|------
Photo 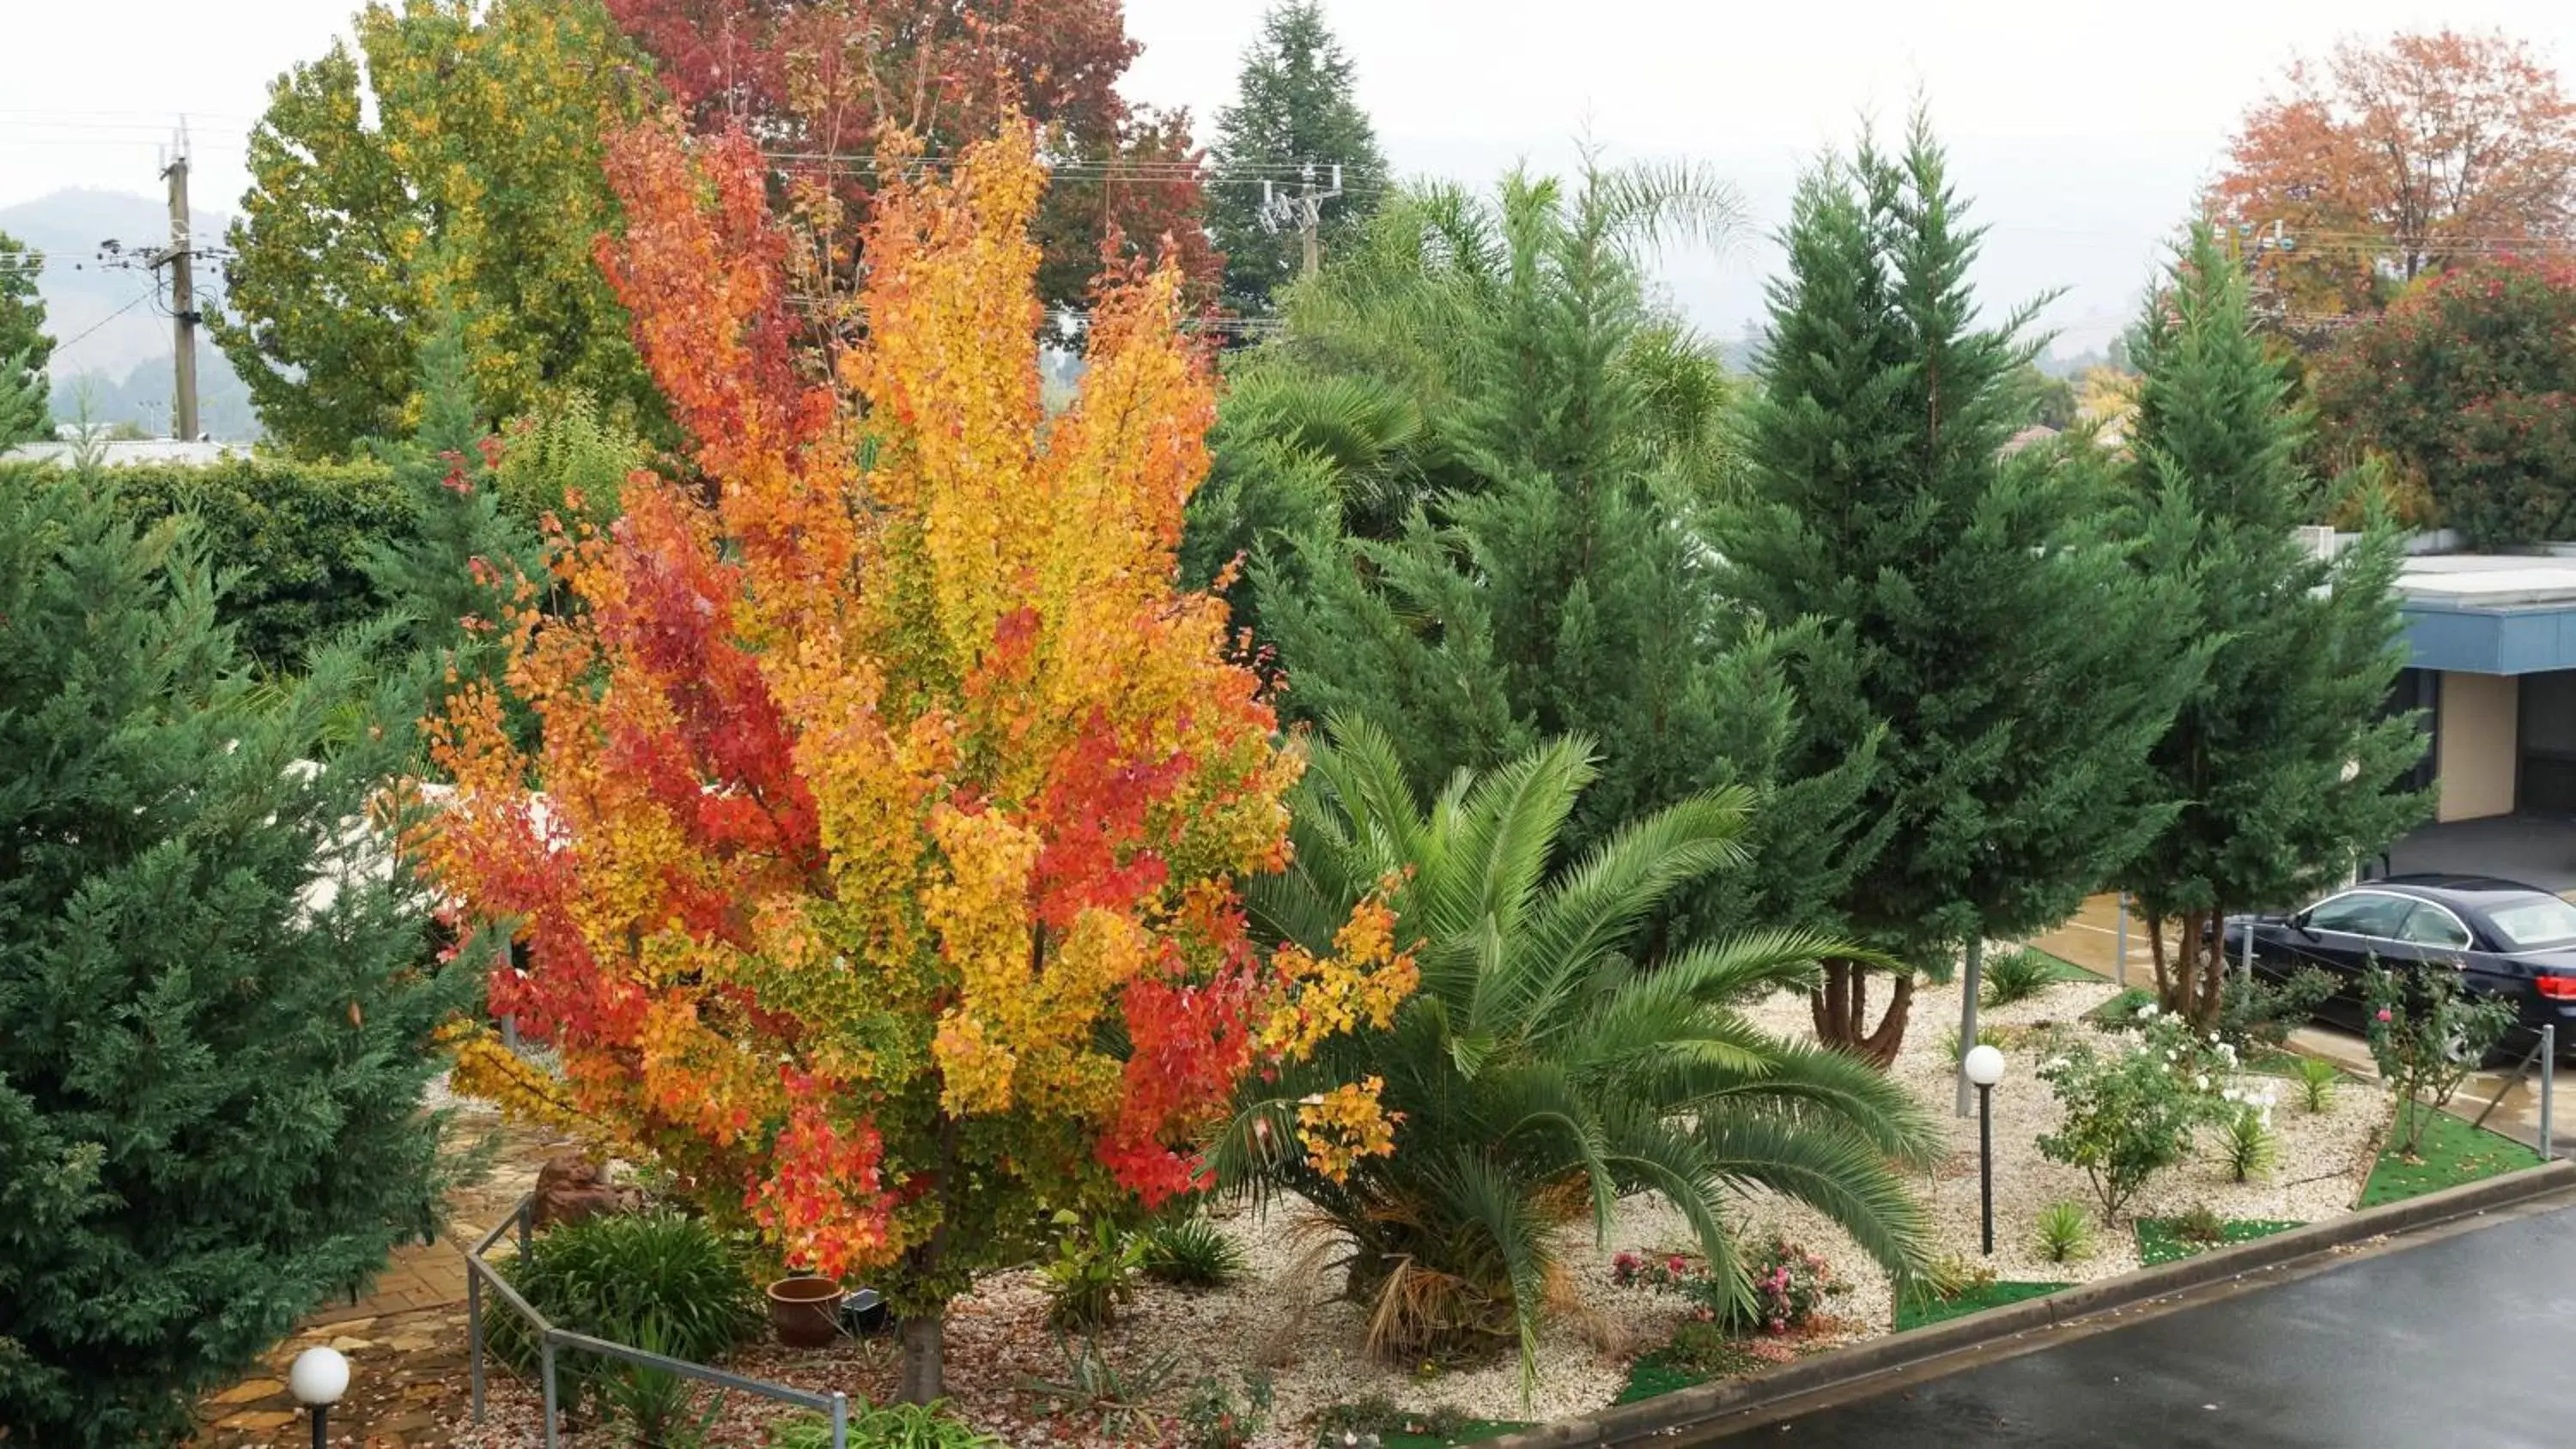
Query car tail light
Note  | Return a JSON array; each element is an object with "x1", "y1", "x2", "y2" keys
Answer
[{"x1": 2536, "y1": 975, "x2": 2576, "y2": 1001}]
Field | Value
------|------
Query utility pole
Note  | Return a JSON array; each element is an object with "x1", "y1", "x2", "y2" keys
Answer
[
  {"x1": 159, "y1": 141, "x2": 199, "y2": 441},
  {"x1": 1261, "y1": 162, "x2": 1345, "y2": 280}
]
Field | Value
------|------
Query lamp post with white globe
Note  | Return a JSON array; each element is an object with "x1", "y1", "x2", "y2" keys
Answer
[
  {"x1": 288, "y1": 1345, "x2": 349, "y2": 1449},
  {"x1": 1963, "y1": 1044, "x2": 2006, "y2": 1256}
]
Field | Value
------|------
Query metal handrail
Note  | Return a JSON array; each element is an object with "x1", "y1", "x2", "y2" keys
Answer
[{"x1": 465, "y1": 1192, "x2": 849, "y2": 1448}]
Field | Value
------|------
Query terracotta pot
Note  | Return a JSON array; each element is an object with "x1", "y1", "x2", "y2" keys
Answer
[{"x1": 766, "y1": 1276, "x2": 845, "y2": 1349}]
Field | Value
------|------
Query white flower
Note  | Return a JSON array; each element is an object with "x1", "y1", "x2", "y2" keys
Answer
[
  {"x1": 2215, "y1": 1043, "x2": 2239, "y2": 1065},
  {"x1": 2193, "y1": 1073, "x2": 2210, "y2": 1090},
  {"x1": 2041, "y1": 1057, "x2": 2069, "y2": 1073},
  {"x1": 2221, "y1": 1088, "x2": 2242, "y2": 1104},
  {"x1": 2137, "y1": 1003, "x2": 2161, "y2": 1020},
  {"x1": 2207, "y1": 1032, "x2": 2222, "y2": 1046}
]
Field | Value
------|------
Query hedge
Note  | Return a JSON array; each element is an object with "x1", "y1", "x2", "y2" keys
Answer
[{"x1": 100, "y1": 456, "x2": 415, "y2": 672}]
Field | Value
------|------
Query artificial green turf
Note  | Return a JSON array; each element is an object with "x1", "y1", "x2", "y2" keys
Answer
[
  {"x1": 2357, "y1": 1104, "x2": 2544, "y2": 1207},
  {"x1": 1892, "y1": 1278, "x2": 2071, "y2": 1331},
  {"x1": 1379, "y1": 1421, "x2": 1526, "y2": 1447},
  {"x1": 2132, "y1": 1216, "x2": 2304, "y2": 1266},
  {"x1": 2025, "y1": 947, "x2": 2102, "y2": 985},
  {"x1": 2084, "y1": 986, "x2": 2155, "y2": 1026}
]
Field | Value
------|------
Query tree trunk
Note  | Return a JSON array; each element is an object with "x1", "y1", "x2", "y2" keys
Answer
[
  {"x1": 897, "y1": 1312, "x2": 945, "y2": 1404},
  {"x1": 1812, "y1": 961, "x2": 1914, "y2": 1069},
  {"x1": 1955, "y1": 938, "x2": 1983, "y2": 1118},
  {"x1": 2146, "y1": 906, "x2": 2172, "y2": 1006}
]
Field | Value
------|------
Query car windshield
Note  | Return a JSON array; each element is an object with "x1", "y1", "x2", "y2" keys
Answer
[{"x1": 2487, "y1": 897, "x2": 2576, "y2": 951}]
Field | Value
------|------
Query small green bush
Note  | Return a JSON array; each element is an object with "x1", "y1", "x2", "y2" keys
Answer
[
  {"x1": 2365, "y1": 967, "x2": 2518, "y2": 1156},
  {"x1": 2293, "y1": 1056, "x2": 2341, "y2": 1113},
  {"x1": 767, "y1": 1402, "x2": 1003, "y2": 1449},
  {"x1": 2219, "y1": 1087, "x2": 2280, "y2": 1182},
  {"x1": 1937, "y1": 1022, "x2": 2007, "y2": 1062},
  {"x1": 1140, "y1": 1214, "x2": 1247, "y2": 1288},
  {"x1": 2032, "y1": 1201, "x2": 2094, "y2": 1264},
  {"x1": 2035, "y1": 1008, "x2": 2233, "y2": 1222},
  {"x1": 1178, "y1": 1370, "x2": 1274, "y2": 1449},
  {"x1": 1309, "y1": 1394, "x2": 1471, "y2": 1446},
  {"x1": 1038, "y1": 1210, "x2": 1145, "y2": 1329},
  {"x1": 1980, "y1": 948, "x2": 2062, "y2": 1008},
  {"x1": 2215, "y1": 967, "x2": 2337, "y2": 1048},
  {"x1": 487, "y1": 1210, "x2": 759, "y2": 1416},
  {"x1": 2171, "y1": 1202, "x2": 2227, "y2": 1245}
]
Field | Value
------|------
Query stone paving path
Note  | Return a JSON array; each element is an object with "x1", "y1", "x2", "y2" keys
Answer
[{"x1": 191, "y1": 1107, "x2": 574, "y2": 1448}]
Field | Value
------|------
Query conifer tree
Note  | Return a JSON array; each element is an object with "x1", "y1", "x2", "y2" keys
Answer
[
  {"x1": 362, "y1": 316, "x2": 544, "y2": 747},
  {"x1": 1258, "y1": 165, "x2": 1880, "y2": 948},
  {"x1": 2115, "y1": 227, "x2": 2430, "y2": 1028},
  {"x1": 1719, "y1": 118, "x2": 2200, "y2": 1072},
  {"x1": 1208, "y1": 1, "x2": 1388, "y2": 317},
  {"x1": 0, "y1": 414, "x2": 471, "y2": 1443}
]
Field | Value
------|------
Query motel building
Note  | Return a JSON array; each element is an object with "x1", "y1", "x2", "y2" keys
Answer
[{"x1": 2385, "y1": 550, "x2": 2576, "y2": 894}]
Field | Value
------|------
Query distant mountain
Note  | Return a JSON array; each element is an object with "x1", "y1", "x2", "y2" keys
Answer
[{"x1": 1, "y1": 188, "x2": 259, "y2": 440}]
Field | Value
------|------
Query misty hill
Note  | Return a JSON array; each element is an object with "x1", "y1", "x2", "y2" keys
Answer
[{"x1": 2, "y1": 187, "x2": 260, "y2": 440}]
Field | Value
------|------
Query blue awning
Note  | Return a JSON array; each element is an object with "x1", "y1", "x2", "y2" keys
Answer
[{"x1": 2401, "y1": 603, "x2": 2576, "y2": 675}]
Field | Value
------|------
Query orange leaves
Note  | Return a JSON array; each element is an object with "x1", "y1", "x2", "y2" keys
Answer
[
  {"x1": 428, "y1": 112, "x2": 1408, "y2": 1288},
  {"x1": 1296, "y1": 1076, "x2": 1400, "y2": 1186}
]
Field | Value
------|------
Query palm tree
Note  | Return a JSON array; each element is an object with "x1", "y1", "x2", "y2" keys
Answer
[{"x1": 1215, "y1": 721, "x2": 1938, "y2": 1387}]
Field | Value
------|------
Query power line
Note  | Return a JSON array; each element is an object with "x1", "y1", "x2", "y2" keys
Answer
[{"x1": 48, "y1": 286, "x2": 159, "y2": 355}]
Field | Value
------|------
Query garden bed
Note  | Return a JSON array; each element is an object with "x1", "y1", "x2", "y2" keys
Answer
[{"x1": 446, "y1": 960, "x2": 2415, "y2": 1448}]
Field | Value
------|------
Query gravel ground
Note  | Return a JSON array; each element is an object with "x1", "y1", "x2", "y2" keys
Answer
[{"x1": 442, "y1": 958, "x2": 2393, "y2": 1446}]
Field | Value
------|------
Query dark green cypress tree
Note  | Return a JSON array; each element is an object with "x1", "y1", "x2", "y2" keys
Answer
[
  {"x1": 1718, "y1": 118, "x2": 2202, "y2": 1070},
  {"x1": 0, "y1": 431, "x2": 474, "y2": 1442},
  {"x1": 1208, "y1": 1, "x2": 1388, "y2": 318},
  {"x1": 2114, "y1": 227, "x2": 2431, "y2": 1028},
  {"x1": 363, "y1": 315, "x2": 544, "y2": 750},
  {"x1": 1257, "y1": 163, "x2": 1881, "y2": 949}
]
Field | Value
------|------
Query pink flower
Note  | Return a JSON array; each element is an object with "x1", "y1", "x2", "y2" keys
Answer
[
  {"x1": 1767, "y1": 1317, "x2": 1786, "y2": 1334},
  {"x1": 1667, "y1": 1255, "x2": 1688, "y2": 1276},
  {"x1": 2376, "y1": 1008, "x2": 2393, "y2": 1022}
]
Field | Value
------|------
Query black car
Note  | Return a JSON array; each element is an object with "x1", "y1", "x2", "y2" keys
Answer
[{"x1": 2221, "y1": 875, "x2": 2576, "y2": 1053}]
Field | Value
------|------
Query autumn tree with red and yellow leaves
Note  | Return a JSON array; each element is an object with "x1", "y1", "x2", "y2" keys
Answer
[
  {"x1": 2209, "y1": 28, "x2": 2576, "y2": 337},
  {"x1": 602, "y1": 0, "x2": 1219, "y2": 312},
  {"x1": 427, "y1": 119, "x2": 1409, "y2": 1400}
]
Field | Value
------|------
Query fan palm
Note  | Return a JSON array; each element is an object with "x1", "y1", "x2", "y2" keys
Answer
[{"x1": 1215, "y1": 721, "x2": 1936, "y2": 1386}]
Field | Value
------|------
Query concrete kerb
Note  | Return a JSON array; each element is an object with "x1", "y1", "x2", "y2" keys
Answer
[{"x1": 1486, "y1": 1158, "x2": 2576, "y2": 1448}]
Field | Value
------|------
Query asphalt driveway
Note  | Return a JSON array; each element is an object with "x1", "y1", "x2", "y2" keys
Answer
[{"x1": 1741, "y1": 1199, "x2": 2576, "y2": 1447}]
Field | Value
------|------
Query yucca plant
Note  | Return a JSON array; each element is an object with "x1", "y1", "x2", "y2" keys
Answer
[{"x1": 1213, "y1": 722, "x2": 1939, "y2": 1388}]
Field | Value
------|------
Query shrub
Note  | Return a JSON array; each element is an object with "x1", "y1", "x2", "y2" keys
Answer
[
  {"x1": 1140, "y1": 1214, "x2": 1247, "y2": 1288},
  {"x1": 1937, "y1": 1022, "x2": 2008, "y2": 1061},
  {"x1": 2171, "y1": 1202, "x2": 2227, "y2": 1245},
  {"x1": 767, "y1": 1403, "x2": 1002, "y2": 1449},
  {"x1": 102, "y1": 454, "x2": 412, "y2": 671},
  {"x1": 2293, "y1": 1056, "x2": 2341, "y2": 1113},
  {"x1": 1038, "y1": 1210, "x2": 1145, "y2": 1330},
  {"x1": 1897, "y1": 1252, "x2": 1996, "y2": 1315},
  {"x1": 1216, "y1": 727, "x2": 1938, "y2": 1371},
  {"x1": 1980, "y1": 948, "x2": 2063, "y2": 1008},
  {"x1": 1614, "y1": 1238, "x2": 1846, "y2": 1335},
  {"x1": 1309, "y1": 1395, "x2": 1469, "y2": 1447},
  {"x1": 2034, "y1": 1007, "x2": 2232, "y2": 1222},
  {"x1": 2363, "y1": 966, "x2": 2518, "y2": 1156},
  {"x1": 1178, "y1": 1370, "x2": 1275, "y2": 1449},
  {"x1": 2218, "y1": 1080, "x2": 2282, "y2": 1181},
  {"x1": 2032, "y1": 1201, "x2": 2095, "y2": 1264},
  {"x1": 1654, "y1": 1319, "x2": 1797, "y2": 1379},
  {"x1": 2215, "y1": 967, "x2": 2336, "y2": 1049},
  {"x1": 0, "y1": 463, "x2": 470, "y2": 1446},
  {"x1": 488, "y1": 1211, "x2": 760, "y2": 1416},
  {"x1": 1022, "y1": 1330, "x2": 1180, "y2": 1439},
  {"x1": 1731, "y1": 1235, "x2": 1846, "y2": 1335}
]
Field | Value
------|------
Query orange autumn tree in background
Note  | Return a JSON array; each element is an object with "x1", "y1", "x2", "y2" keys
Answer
[{"x1": 427, "y1": 117, "x2": 1413, "y2": 1401}]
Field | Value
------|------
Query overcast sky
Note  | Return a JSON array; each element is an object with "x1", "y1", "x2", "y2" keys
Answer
[{"x1": 6, "y1": 0, "x2": 2573, "y2": 356}]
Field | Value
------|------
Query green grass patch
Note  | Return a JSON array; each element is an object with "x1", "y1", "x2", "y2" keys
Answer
[
  {"x1": 1893, "y1": 1279, "x2": 2070, "y2": 1331},
  {"x1": 2132, "y1": 1216, "x2": 2303, "y2": 1266},
  {"x1": 2357, "y1": 1106, "x2": 2544, "y2": 1208},
  {"x1": 1313, "y1": 1398, "x2": 1524, "y2": 1449}
]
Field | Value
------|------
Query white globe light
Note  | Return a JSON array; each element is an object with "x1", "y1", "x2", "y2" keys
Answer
[
  {"x1": 1963, "y1": 1043, "x2": 2007, "y2": 1088},
  {"x1": 288, "y1": 1345, "x2": 350, "y2": 1407}
]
